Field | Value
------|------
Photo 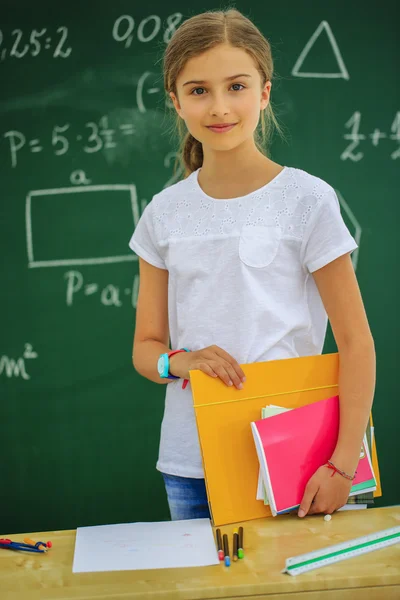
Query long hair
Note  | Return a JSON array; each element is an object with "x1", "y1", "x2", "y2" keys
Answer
[{"x1": 163, "y1": 8, "x2": 283, "y2": 178}]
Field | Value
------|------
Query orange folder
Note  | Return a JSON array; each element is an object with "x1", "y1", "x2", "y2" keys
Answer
[{"x1": 190, "y1": 352, "x2": 381, "y2": 527}]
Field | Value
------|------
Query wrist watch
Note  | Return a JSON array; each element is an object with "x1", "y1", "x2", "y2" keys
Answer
[{"x1": 157, "y1": 348, "x2": 190, "y2": 380}]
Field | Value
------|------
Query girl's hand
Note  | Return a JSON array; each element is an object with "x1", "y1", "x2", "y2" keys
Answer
[
  {"x1": 169, "y1": 345, "x2": 246, "y2": 390},
  {"x1": 298, "y1": 465, "x2": 352, "y2": 517}
]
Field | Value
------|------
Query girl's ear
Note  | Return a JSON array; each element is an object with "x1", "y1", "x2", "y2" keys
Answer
[
  {"x1": 169, "y1": 92, "x2": 183, "y2": 118},
  {"x1": 260, "y1": 81, "x2": 272, "y2": 111}
]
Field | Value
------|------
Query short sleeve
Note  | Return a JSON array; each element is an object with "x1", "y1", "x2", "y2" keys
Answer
[
  {"x1": 128, "y1": 201, "x2": 166, "y2": 270},
  {"x1": 301, "y1": 190, "x2": 358, "y2": 273}
]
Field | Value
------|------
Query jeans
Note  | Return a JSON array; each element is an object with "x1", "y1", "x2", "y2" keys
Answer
[{"x1": 161, "y1": 472, "x2": 211, "y2": 521}]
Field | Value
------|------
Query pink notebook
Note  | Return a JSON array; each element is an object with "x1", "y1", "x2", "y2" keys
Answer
[{"x1": 251, "y1": 395, "x2": 376, "y2": 516}]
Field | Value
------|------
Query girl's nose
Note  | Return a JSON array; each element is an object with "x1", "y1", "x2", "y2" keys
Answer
[{"x1": 209, "y1": 94, "x2": 230, "y2": 117}]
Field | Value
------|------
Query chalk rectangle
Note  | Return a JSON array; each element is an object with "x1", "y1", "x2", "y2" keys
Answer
[{"x1": 26, "y1": 185, "x2": 139, "y2": 268}]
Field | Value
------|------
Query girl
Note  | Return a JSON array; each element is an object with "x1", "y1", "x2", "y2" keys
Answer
[{"x1": 129, "y1": 9, "x2": 376, "y2": 521}]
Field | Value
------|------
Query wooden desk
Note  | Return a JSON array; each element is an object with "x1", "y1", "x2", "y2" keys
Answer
[{"x1": 2, "y1": 506, "x2": 399, "y2": 600}]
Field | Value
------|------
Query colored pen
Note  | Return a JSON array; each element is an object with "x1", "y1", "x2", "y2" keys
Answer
[
  {"x1": 24, "y1": 537, "x2": 48, "y2": 552},
  {"x1": 215, "y1": 528, "x2": 224, "y2": 561},
  {"x1": 223, "y1": 533, "x2": 230, "y2": 567},
  {"x1": 238, "y1": 526, "x2": 244, "y2": 559},
  {"x1": 232, "y1": 528, "x2": 239, "y2": 561},
  {"x1": 0, "y1": 538, "x2": 51, "y2": 553}
]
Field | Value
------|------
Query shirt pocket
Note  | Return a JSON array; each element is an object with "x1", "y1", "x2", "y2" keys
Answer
[{"x1": 239, "y1": 225, "x2": 282, "y2": 268}]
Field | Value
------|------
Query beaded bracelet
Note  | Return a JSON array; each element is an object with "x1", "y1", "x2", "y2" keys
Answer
[{"x1": 325, "y1": 460, "x2": 357, "y2": 481}]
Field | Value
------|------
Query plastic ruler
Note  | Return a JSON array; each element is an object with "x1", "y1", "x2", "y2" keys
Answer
[{"x1": 283, "y1": 525, "x2": 400, "y2": 576}]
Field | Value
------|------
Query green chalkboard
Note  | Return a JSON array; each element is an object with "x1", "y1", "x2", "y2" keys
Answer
[{"x1": 1, "y1": 1, "x2": 398, "y2": 534}]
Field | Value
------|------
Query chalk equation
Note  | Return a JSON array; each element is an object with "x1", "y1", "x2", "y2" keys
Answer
[
  {"x1": 64, "y1": 271, "x2": 139, "y2": 309},
  {"x1": 4, "y1": 115, "x2": 136, "y2": 169},
  {"x1": 0, "y1": 27, "x2": 71, "y2": 61},
  {"x1": 0, "y1": 344, "x2": 38, "y2": 380},
  {"x1": 341, "y1": 112, "x2": 400, "y2": 161}
]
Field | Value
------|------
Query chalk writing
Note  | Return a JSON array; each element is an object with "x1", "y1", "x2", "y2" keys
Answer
[
  {"x1": 0, "y1": 27, "x2": 71, "y2": 61},
  {"x1": 112, "y1": 13, "x2": 183, "y2": 47},
  {"x1": 64, "y1": 271, "x2": 139, "y2": 309},
  {"x1": 0, "y1": 344, "x2": 38, "y2": 380},
  {"x1": 341, "y1": 111, "x2": 400, "y2": 161}
]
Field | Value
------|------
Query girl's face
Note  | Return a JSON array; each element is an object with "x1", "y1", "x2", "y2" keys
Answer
[{"x1": 170, "y1": 43, "x2": 271, "y2": 152}]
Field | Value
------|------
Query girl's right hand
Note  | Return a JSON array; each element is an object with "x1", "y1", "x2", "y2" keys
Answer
[{"x1": 169, "y1": 345, "x2": 246, "y2": 390}]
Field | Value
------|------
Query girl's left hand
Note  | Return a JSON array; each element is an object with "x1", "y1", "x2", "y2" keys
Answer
[{"x1": 298, "y1": 465, "x2": 352, "y2": 517}]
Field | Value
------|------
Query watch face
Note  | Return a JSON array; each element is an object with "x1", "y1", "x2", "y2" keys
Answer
[{"x1": 157, "y1": 356, "x2": 165, "y2": 376}]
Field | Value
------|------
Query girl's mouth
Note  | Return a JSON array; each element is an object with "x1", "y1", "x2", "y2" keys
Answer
[{"x1": 206, "y1": 124, "x2": 237, "y2": 134}]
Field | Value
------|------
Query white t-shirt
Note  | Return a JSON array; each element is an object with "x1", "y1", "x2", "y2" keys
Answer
[{"x1": 129, "y1": 166, "x2": 358, "y2": 478}]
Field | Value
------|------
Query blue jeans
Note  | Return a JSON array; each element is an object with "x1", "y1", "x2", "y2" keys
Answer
[{"x1": 161, "y1": 472, "x2": 211, "y2": 521}]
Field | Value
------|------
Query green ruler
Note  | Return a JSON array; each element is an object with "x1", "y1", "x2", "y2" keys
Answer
[{"x1": 283, "y1": 526, "x2": 400, "y2": 576}]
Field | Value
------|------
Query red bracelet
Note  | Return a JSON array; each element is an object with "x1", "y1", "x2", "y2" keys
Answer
[
  {"x1": 325, "y1": 460, "x2": 357, "y2": 481},
  {"x1": 167, "y1": 348, "x2": 190, "y2": 390}
]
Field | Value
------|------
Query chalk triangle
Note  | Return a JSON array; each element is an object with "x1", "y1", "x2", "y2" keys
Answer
[{"x1": 292, "y1": 21, "x2": 349, "y2": 80}]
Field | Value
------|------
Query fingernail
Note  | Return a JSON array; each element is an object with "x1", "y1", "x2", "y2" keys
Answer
[
  {"x1": 237, "y1": 383, "x2": 243, "y2": 390},
  {"x1": 228, "y1": 381, "x2": 233, "y2": 386},
  {"x1": 298, "y1": 509, "x2": 306, "y2": 518},
  {"x1": 242, "y1": 376, "x2": 246, "y2": 382}
]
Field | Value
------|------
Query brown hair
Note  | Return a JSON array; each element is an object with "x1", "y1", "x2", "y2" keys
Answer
[{"x1": 163, "y1": 8, "x2": 283, "y2": 178}]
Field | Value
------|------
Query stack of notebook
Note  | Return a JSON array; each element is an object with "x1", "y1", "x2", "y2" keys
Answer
[
  {"x1": 251, "y1": 395, "x2": 377, "y2": 517},
  {"x1": 190, "y1": 352, "x2": 381, "y2": 526}
]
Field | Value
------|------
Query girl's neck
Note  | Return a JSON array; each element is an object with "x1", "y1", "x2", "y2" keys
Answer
[{"x1": 197, "y1": 144, "x2": 284, "y2": 200}]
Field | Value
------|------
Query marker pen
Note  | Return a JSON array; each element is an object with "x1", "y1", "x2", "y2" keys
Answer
[
  {"x1": 216, "y1": 528, "x2": 224, "y2": 561},
  {"x1": 238, "y1": 526, "x2": 244, "y2": 559},
  {"x1": 233, "y1": 529, "x2": 239, "y2": 562},
  {"x1": 223, "y1": 533, "x2": 230, "y2": 567}
]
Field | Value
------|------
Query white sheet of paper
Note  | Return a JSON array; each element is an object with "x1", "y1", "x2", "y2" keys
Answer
[
  {"x1": 256, "y1": 470, "x2": 264, "y2": 500},
  {"x1": 72, "y1": 518, "x2": 219, "y2": 573}
]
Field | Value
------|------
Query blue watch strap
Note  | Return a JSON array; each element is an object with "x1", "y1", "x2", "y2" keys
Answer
[{"x1": 158, "y1": 348, "x2": 190, "y2": 380}]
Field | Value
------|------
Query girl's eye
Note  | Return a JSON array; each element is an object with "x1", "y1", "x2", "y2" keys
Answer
[
  {"x1": 190, "y1": 83, "x2": 245, "y2": 95},
  {"x1": 231, "y1": 83, "x2": 245, "y2": 92}
]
